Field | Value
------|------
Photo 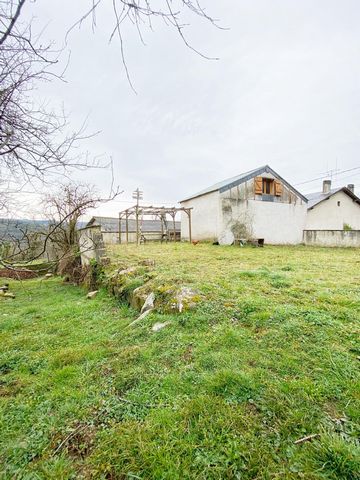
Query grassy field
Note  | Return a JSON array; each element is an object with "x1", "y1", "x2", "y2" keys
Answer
[{"x1": 1, "y1": 244, "x2": 360, "y2": 479}]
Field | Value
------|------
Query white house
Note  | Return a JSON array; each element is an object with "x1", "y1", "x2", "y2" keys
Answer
[
  {"x1": 180, "y1": 165, "x2": 308, "y2": 245},
  {"x1": 303, "y1": 180, "x2": 360, "y2": 247},
  {"x1": 305, "y1": 181, "x2": 360, "y2": 230}
]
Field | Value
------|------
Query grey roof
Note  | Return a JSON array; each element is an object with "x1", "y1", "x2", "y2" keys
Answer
[
  {"x1": 87, "y1": 216, "x2": 180, "y2": 233},
  {"x1": 306, "y1": 187, "x2": 360, "y2": 209},
  {"x1": 180, "y1": 164, "x2": 307, "y2": 202},
  {"x1": 87, "y1": 216, "x2": 118, "y2": 232}
]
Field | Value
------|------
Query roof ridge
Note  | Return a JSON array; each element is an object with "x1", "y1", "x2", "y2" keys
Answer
[
  {"x1": 180, "y1": 165, "x2": 267, "y2": 202},
  {"x1": 180, "y1": 164, "x2": 307, "y2": 203},
  {"x1": 307, "y1": 186, "x2": 360, "y2": 209}
]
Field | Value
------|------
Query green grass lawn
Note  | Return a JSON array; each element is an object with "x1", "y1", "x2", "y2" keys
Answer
[{"x1": 1, "y1": 244, "x2": 360, "y2": 479}]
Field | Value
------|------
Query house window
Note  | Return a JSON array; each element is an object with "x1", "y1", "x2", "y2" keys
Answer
[
  {"x1": 262, "y1": 178, "x2": 274, "y2": 195},
  {"x1": 337, "y1": 201, "x2": 341, "y2": 206},
  {"x1": 254, "y1": 176, "x2": 282, "y2": 196}
]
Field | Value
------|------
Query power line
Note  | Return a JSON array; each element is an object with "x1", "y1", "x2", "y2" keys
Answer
[{"x1": 294, "y1": 166, "x2": 360, "y2": 186}]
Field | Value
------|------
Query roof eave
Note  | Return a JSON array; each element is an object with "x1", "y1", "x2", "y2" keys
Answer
[
  {"x1": 307, "y1": 187, "x2": 360, "y2": 210},
  {"x1": 343, "y1": 187, "x2": 360, "y2": 204},
  {"x1": 85, "y1": 216, "x2": 97, "y2": 227},
  {"x1": 180, "y1": 188, "x2": 219, "y2": 203}
]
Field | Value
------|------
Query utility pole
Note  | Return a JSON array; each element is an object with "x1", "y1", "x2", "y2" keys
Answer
[{"x1": 132, "y1": 188, "x2": 143, "y2": 245}]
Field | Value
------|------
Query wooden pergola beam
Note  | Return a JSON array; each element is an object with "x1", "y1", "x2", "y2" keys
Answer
[{"x1": 118, "y1": 205, "x2": 193, "y2": 244}]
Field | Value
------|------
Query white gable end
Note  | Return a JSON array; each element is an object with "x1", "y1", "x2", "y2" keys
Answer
[{"x1": 305, "y1": 190, "x2": 360, "y2": 230}]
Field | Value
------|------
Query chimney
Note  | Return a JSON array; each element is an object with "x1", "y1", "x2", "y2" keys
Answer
[
  {"x1": 323, "y1": 179, "x2": 331, "y2": 194},
  {"x1": 347, "y1": 184, "x2": 355, "y2": 193}
]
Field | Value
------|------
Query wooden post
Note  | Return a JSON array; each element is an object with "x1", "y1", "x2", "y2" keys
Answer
[
  {"x1": 119, "y1": 206, "x2": 189, "y2": 245},
  {"x1": 136, "y1": 205, "x2": 140, "y2": 245},
  {"x1": 188, "y1": 209, "x2": 192, "y2": 243},
  {"x1": 119, "y1": 214, "x2": 122, "y2": 244},
  {"x1": 160, "y1": 213, "x2": 164, "y2": 243},
  {"x1": 172, "y1": 213, "x2": 176, "y2": 242},
  {"x1": 125, "y1": 212, "x2": 129, "y2": 244}
]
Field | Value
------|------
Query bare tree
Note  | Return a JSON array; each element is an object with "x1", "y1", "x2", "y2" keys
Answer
[
  {"x1": 0, "y1": 0, "x2": 100, "y2": 268},
  {"x1": 43, "y1": 182, "x2": 122, "y2": 280},
  {"x1": 0, "y1": 0, "x2": 216, "y2": 273},
  {"x1": 45, "y1": 183, "x2": 98, "y2": 255},
  {"x1": 0, "y1": 0, "x2": 216, "y2": 189},
  {"x1": 0, "y1": 1, "x2": 96, "y2": 191},
  {"x1": 0, "y1": 181, "x2": 121, "y2": 275}
]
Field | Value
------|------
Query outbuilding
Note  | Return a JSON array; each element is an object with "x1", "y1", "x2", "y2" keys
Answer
[
  {"x1": 305, "y1": 181, "x2": 360, "y2": 230},
  {"x1": 303, "y1": 180, "x2": 360, "y2": 247},
  {"x1": 86, "y1": 216, "x2": 181, "y2": 244},
  {"x1": 180, "y1": 165, "x2": 308, "y2": 245}
]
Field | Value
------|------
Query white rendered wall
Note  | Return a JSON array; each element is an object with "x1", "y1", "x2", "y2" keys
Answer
[
  {"x1": 305, "y1": 191, "x2": 360, "y2": 230},
  {"x1": 181, "y1": 193, "x2": 307, "y2": 244},
  {"x1": 79, "y1": 226, "x2": 105, "y2": 265},
  {"x1": 102, "y1": 232, "x2": 120, "y2": 244},
  {"x1": 181, "y1": 191, "x2": 221, "y2": 241},
  {"x1": 249, "y1": 201, "x2": 307, "y2": 244},
  {"x1": 220, "y1": 198, "x2": 306, "y2": 244},
  {"x1": 102, "y1": 232, "x2": 167, "y2": 244}
]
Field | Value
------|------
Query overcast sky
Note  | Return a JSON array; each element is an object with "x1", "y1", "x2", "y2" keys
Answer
[{"x1": 18, "y1": 0, "x2": 360, "y2": 218}]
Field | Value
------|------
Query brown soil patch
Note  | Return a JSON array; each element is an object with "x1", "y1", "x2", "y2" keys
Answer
[{"x1": 0, "y1": 269, "x2": 38, "y2": 280}]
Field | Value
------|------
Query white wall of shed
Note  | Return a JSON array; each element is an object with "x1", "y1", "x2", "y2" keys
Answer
[
  {"x1": 305, "y1": 191, "x2": 360, "y2": 230},
  {"x1": 220, "y1": 197, "x2": 306, "y2": 244},
  {"x1": 249, "y1": 201, "x2": 307, "y2": 244},
  {"x1": 181, "y1": 190, "x2": 221, "y2": 241},
  {"x1": 102, "y1": 232, "x2": 120, "y2": 244},
  {"x1": 219, "y1": 180, "x2": 306, "y2": 244},
  {"x1": 102, "y1": 232, "x2": 166, "y2": 244}
]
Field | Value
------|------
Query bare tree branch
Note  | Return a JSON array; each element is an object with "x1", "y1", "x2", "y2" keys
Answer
[
  {"x1": 0, "y1": 1, "x2": 100, "y2": 196},
  {"x1": 0, "y1": 0, "x2": 26, "y2": 45},
  {"x1": 0, "y1": 0, "x2": 220, "y2": 276},
  {"x1": 66, "y1": 0, "x2": 220, "y2": 89},
  {"x1": 0, "y1": 180, "x2": 122, "y2": 274}
]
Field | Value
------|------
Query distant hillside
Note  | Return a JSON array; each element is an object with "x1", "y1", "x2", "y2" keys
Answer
[
  {"x1": 0, "y1": 219, "x2": 87, "y2": 241},
  {"x1": 0, "y1": 219, "x2": 49, "y2": 241}
]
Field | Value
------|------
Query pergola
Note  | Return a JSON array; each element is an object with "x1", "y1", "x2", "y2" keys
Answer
[{"x1": 119, "y1": 205, "x2": 192, "y2": 244}]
